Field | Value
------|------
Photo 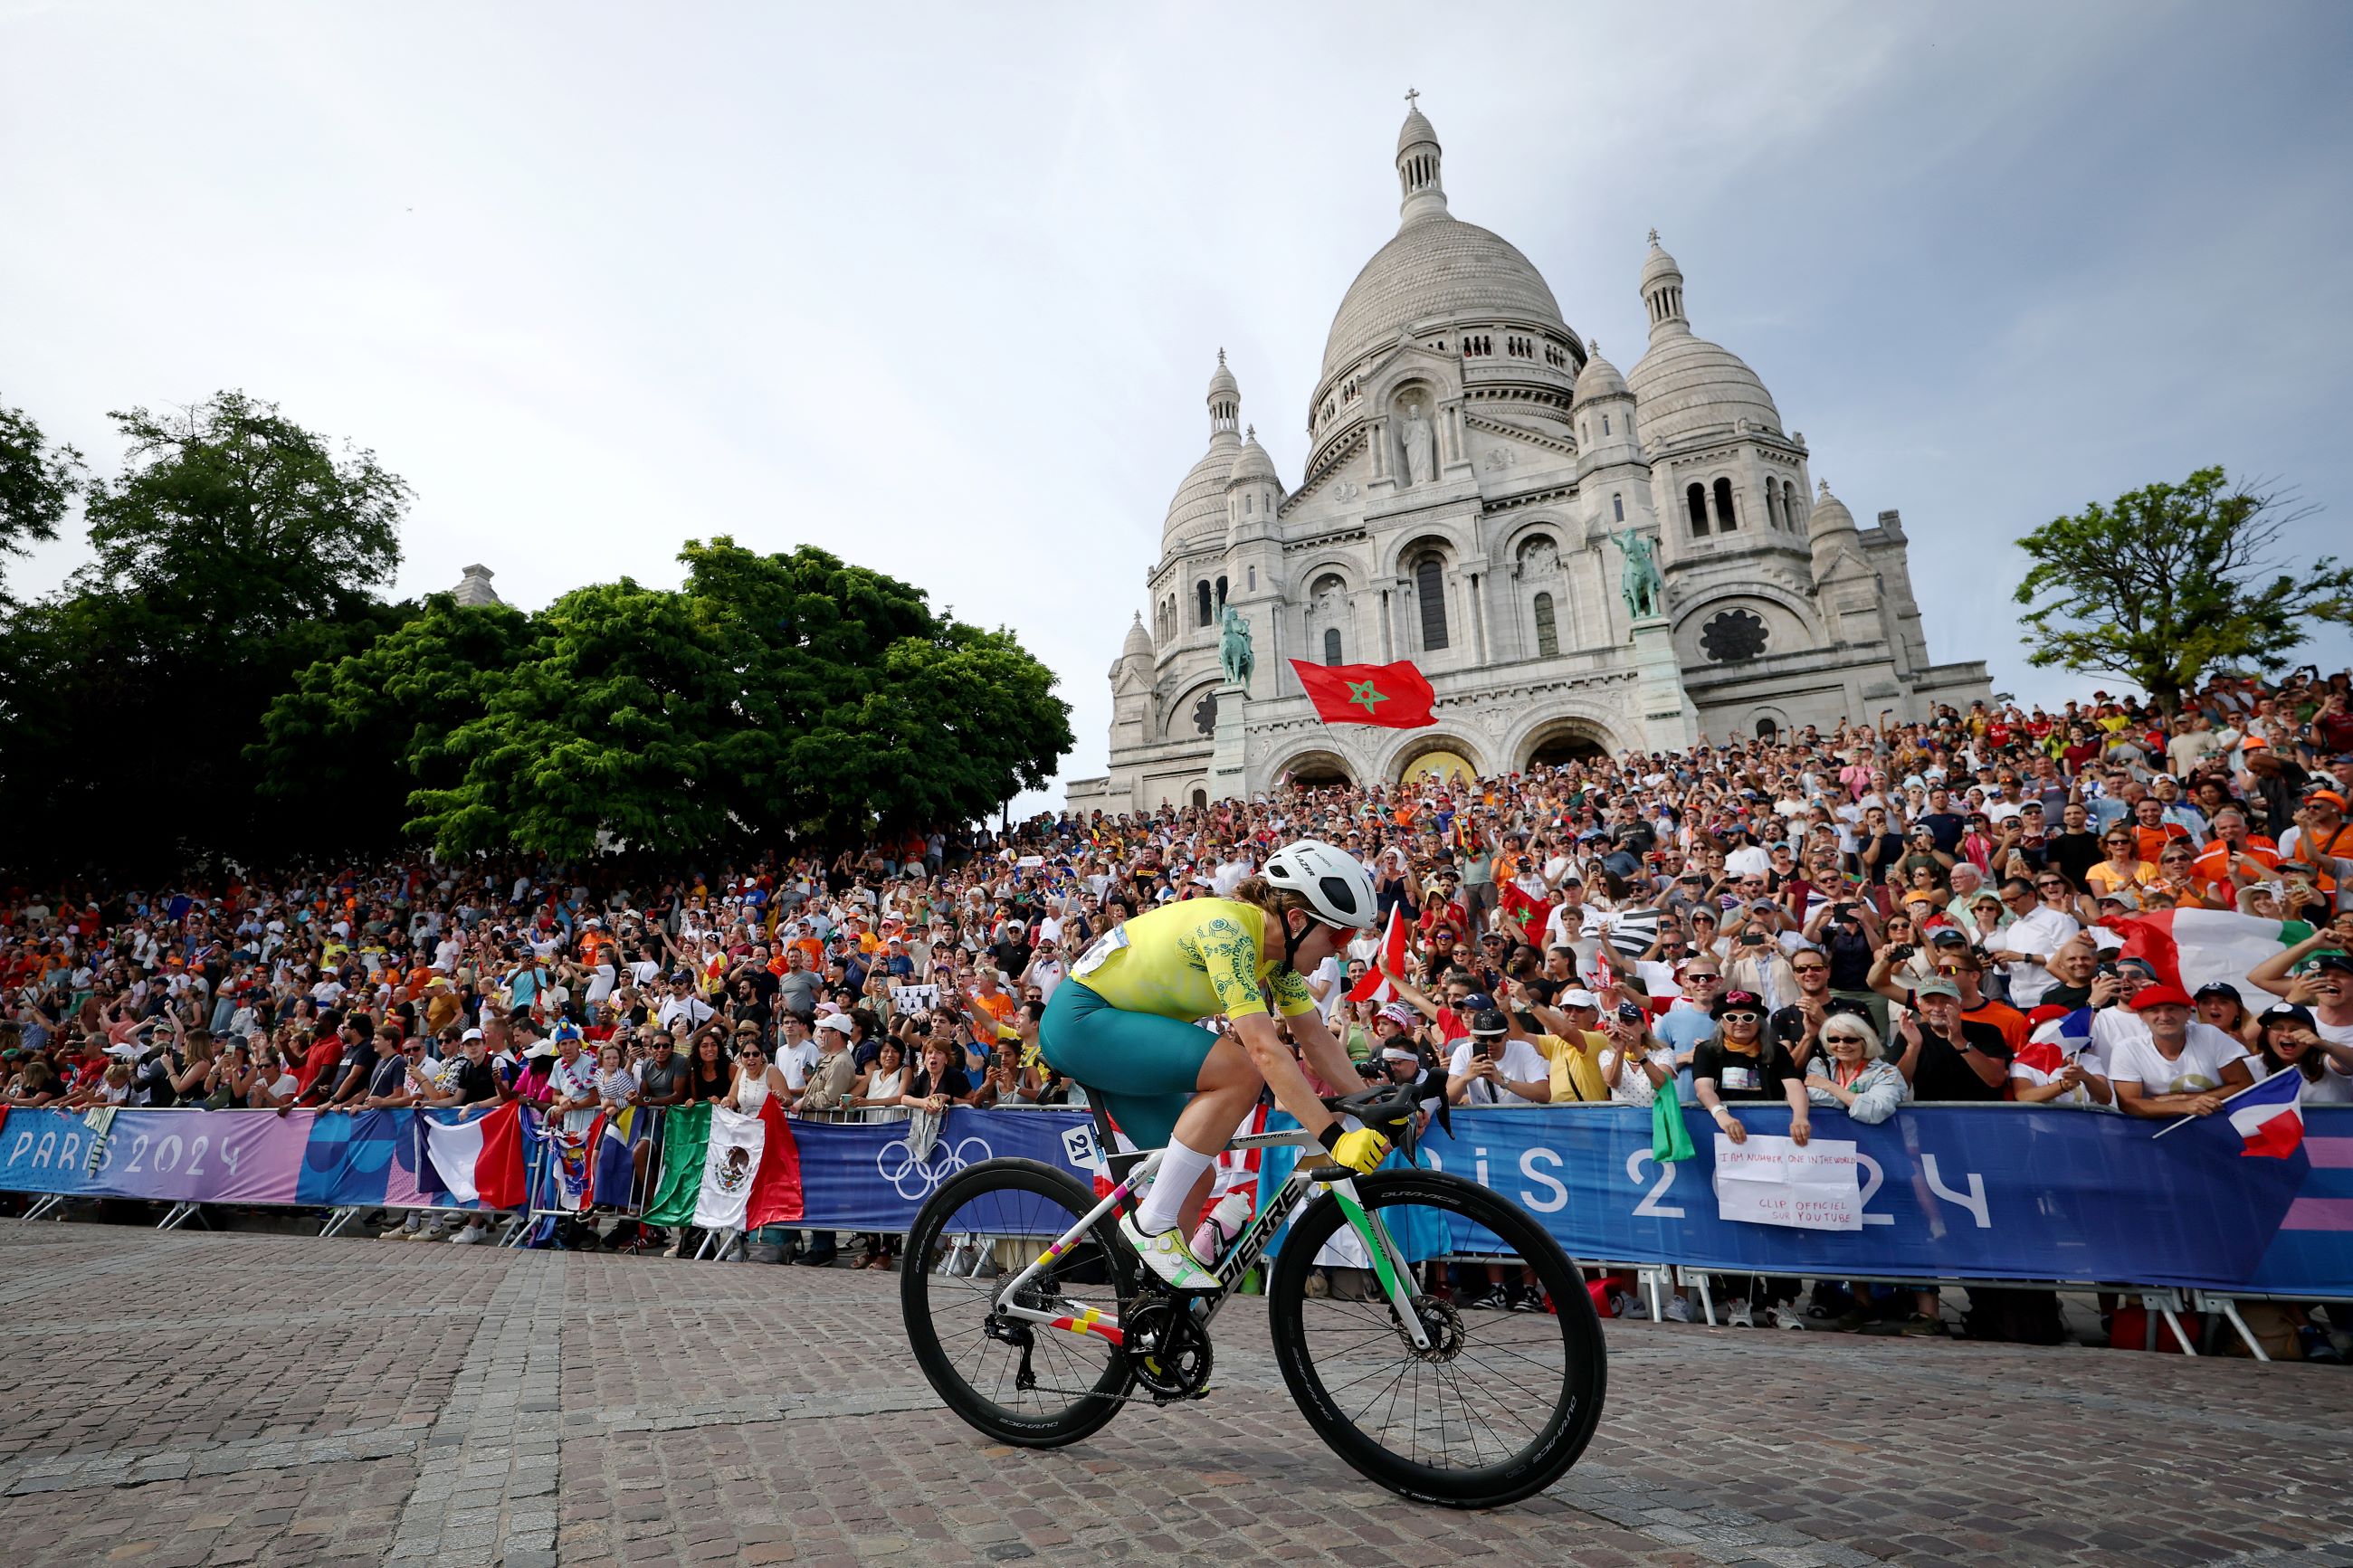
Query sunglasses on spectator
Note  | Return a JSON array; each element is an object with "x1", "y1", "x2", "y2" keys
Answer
[
  {"x1": 1719, "y1": 1010, "x2": 1760, "y2": 1024},
  {"x1": 1792, "y1": 963, "x2": 1826, "y2": 974}
]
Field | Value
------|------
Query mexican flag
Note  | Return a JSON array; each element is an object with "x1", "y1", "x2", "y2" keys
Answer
[
  {"x1": 643, "y1": 1101, "x2": 804, "y2": 1231},
  {"x1": 2101, "y1": 908, "x2": 2315, "y2": 1003}
]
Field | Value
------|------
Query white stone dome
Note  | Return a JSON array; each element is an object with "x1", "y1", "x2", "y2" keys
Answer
[
  {"x1": 1627, "y1": 334, "x2": 1781, "y2": 448},
  {"x1": 1396, "y1": 106, "x2": 1438, "y2": 155},
  {"x1": 1628, "y1": 232, "x2": 1780, "y2": 448},
  {"x1": 1805, "y1": 479, "x2": 1855, "y2": 537},
  {"x1": 1121, "y1": 612, "x2": 1154, "y2": 660},
  {"x1": 1228, "y1": 426, "x2": 1278, "y2": 487},
  {"x1": 1164, "y1": 437, "x2": 1239, "y2": 544},
  {"x1": 1570, "y1": 338, "x2": 1627, "y2": 407},
  {"x1": 1319, "y1": 216, "x2": 1569, "y2": 386}
]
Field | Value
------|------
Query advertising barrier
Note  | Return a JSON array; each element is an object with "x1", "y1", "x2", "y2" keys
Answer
[{"x1": 4, "y1": 1103, "x2": 2347, "y2": 1297}]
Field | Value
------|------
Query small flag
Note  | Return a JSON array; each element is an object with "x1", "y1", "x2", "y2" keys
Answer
[
  {"x1": 1348, "y1": 907, "x2": 1407, "y2": 1003},
  {"x1": 1290, "y1": 659, "x2": 1438, "y2": 730},
  {"x1": 1498, "y1": 883, "x2": 1554, "y2": 946},
  {"x1": 2226, "y1": 1069, "x2": 2307, "y2": 1159},
  {"x1": 2151, "y1": 1065, "x2": 2306, "y2": 1158}
]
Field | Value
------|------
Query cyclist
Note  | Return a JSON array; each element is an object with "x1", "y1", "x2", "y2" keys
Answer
[{"x1": 1039, "y1": 840, "x2": 1395, "y2": 1288}]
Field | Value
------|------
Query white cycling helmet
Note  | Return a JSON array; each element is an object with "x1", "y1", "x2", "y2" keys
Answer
[{"x1": 1262, "y1": 839, "x2": 1381, "y2": 931}]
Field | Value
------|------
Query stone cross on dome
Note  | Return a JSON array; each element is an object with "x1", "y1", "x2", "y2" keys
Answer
[{"x1": 1405, "y1": 86, "x2": 1418, "y2": 109}]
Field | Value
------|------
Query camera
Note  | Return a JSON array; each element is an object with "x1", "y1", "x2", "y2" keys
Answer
[{"x1": 1886, "y1": 944, "x2": 1915, "y2": 964}]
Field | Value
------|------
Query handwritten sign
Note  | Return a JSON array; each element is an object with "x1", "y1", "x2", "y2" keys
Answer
[
  {"x1": 1712, "y1": 1134, "x2": 1862, "y2": 1231},
  {"x1": 888, "y1": 984, "x2": 939, "y2": 1017}
]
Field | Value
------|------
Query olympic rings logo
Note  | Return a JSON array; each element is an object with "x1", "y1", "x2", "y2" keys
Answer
[{"x1": 878, "y1": 1134, "x2": 993, "y2": 1201}]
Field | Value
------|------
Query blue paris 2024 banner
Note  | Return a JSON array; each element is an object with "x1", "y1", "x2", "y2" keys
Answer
[{"x1": 5, "y1": 1104, "x2": 2346, "y2": 1294}]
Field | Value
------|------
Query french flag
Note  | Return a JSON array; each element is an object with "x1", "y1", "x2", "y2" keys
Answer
[
  {"x1": 417, "y1": 1102, "x2": 528, "y2": 1209},
  {"x1": 1348, "y1": 908, "x2": 1408, "y2": 1005},
  {"x1": 2225, "y1": 1069, "x2": 2307, "y2": 1160}
]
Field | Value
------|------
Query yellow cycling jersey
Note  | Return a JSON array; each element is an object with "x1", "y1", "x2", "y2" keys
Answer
[{"x1": 1066, "y1": 897, "x2": 1318, "y2": 1023}]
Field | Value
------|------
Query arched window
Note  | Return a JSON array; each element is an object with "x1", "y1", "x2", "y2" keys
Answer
[
  {"x1": 1686, "y1": 482, "x2": 1710, "y2": 537},
  {"x1": 1196, "y1": 581, "x2": 1213, "y2": 626},
  {"x1": 1612, "y1": 493, "x2": 1624, "y2": 523},
  {"x1": 1755, "y1": 716, "x2": 1778, "y2": 738},
  {"x1": 1712, "y1": 477, "x2": 1739, "y2": 531},
  {"x1": 1767, "y1": 484, "x2": 1784, "y2": 530},
  {"x1": 1414, "y1": 554, "x2": 1450, "y2": 651},
  {"x1": 1323, "y1": 627, "x2": 1342, "y2": 666},
  {"x1": 1215, "y1": 575, "x2": 1228, "y2": 613},
  {"x1": 1601, "y1": 414, "x2": 1611, "y2": 436},
  {"x1": 1246, "y1": 565, "x2": 1256, "y2": 591},
  {"x1": 1784, "y1": 480, "x2": 1799, "y2": 531},
  {"x1": 1533, "y1": 592, "x2": 1558, "y2": 658},
  {"x1": 1191, "y1": 788, "x2": 1208, "y2": 809}
]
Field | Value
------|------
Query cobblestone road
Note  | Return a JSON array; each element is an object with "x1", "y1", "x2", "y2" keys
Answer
[{"x1": 3, "y1": 1222, "x2": 2348, "y2": 1568}]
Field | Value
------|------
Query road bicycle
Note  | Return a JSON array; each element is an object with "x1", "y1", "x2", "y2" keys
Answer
[{"x1": 900, "y1": 1073, "x2": 1606, "y2": 1508}]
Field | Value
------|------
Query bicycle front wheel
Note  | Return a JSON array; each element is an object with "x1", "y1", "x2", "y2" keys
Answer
[
  {"x1": 901, "y1": 1157, "x2": 1137, "y2": 1448},
  {"x1": 1265, "y1": 1167, "x2": 1606, "y2": 1507}
]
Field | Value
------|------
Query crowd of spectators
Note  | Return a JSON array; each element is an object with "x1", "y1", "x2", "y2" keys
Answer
[{"x1": 5, "y1": 669, "x2": 2352, "y2": 1348}]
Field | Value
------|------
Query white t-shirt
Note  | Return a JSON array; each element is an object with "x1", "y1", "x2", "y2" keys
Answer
[
  {"x1": 2094, "y1": 1016, "x2": 2250, "y2": 1098},
  {"x1": 2001, "y1": 906, "x2": 2081, "y2": 1009},
  {"x1": 1599, "y1": 1044, "x2": 1675, "y2": 1106},
  {"x1": 775, "y1": 1038, "x2": 822, "y2": 1091},
  {"x1": 1445, "y1": 1038, "x2": 1551, "y2": 1105}
]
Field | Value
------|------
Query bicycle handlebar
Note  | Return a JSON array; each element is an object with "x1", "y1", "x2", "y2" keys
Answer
[{"x1": 1321, "y1": 1069, "x2": 1451, "y2": 1143}]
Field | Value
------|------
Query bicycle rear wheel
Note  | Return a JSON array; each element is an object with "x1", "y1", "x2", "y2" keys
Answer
[
  {"x1": 1265, "y1": 1167, "x2": 1605, "y2": 1507},
  {"x1": 901, "y1": 1157, "x2": 1137, "y2": 1447}
]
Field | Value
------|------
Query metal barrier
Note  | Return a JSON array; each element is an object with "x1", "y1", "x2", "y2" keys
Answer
[{"x1": 5, "y1": 1099, "x2": 2347, "y2": 1362}]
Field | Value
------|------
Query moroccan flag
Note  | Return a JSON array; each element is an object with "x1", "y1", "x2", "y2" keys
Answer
[
  {"x1": 1291, "y1": 659, "x2": 1437, "y2": 729},
  {"x1": 691, "y1": 1101, "x2": 804, "y2": 1231},
  {"x1": 418, "y1": 1101, "x2": 528, "y2": 1210},
  {"x1": 1348, "y1": 907, "x2": 1408, "y2": 1003},
  {"x1": 1497, "y1": 883, "x2": 1554, "y2": 946}
]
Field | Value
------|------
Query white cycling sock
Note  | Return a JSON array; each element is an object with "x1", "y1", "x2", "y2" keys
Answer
[{"x1": 1133, "y1": 1136, "x2": 1219, "y2": 1236}]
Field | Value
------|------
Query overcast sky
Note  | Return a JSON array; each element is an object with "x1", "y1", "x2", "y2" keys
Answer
[{"x1": 5, "y1": 1, "x2": 2349, "y2": 803}]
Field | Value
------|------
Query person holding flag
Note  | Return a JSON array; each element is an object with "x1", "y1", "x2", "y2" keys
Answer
[{"x1": 2103, "y1": 984, "x2": 2255, "y2": 1119}]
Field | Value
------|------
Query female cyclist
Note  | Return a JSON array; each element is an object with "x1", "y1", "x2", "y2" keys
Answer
[{"x1": 1038, "y1": 839, "x2": 1393, "y2": 1288}]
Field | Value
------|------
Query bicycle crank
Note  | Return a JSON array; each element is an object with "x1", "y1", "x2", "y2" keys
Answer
[{"x1": 1125, "y1": 1301, "x2": 1215, "y2": 1401}]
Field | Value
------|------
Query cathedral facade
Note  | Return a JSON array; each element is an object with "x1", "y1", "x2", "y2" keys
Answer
[{"x1": 1063, "y1": 102, "x2": 1990, "y2": 815}]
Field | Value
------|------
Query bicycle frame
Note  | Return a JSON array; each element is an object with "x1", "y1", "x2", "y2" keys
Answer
[{"x1": 987, "y1": 1125, "x2": 1434, "y2": 1353}]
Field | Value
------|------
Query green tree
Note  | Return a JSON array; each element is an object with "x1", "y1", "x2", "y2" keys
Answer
[
  {"x1": 253, "y1": 594, "x2": 536, "y2": 852},
  {"x1": 0, "y1": 392, "x2": 409, "y2": 871},
  {"x1": 405, "y1": 538, "x2": 1071, "y2": 857},
  {"x1": 2013, "y1": 466, "x2": 2353, "y2": 712},
  {"x1": 0, "y1": 399, "x2": 85, "y2": 603}
]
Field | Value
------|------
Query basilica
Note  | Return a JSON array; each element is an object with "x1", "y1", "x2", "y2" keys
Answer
[{"x1": 1063, "y1": 100, "x2": 1989, "y2": 815}]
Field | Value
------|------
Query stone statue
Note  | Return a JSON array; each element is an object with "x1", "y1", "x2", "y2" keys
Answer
[
  {"x1": 1398, "y1": 404, "x2": 1434, "y2": 485},
  {"x1": 1609, "y1": 527, "x2": 1664, "y2": 621},
  {"x1": 1218, "y1": 604, "x2": 1254, "y2": 687}
]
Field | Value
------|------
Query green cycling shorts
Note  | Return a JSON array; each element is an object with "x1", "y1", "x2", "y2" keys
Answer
[{"x1": 1038, "y1": 979, "x2": 1219, "y2": 1152}]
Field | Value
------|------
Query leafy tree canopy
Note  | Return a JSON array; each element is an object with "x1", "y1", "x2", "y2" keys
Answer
[
  {"x1": 0, "y1": 393, "x2": 409, "y2": 871},
  {"x1": 0, "y1": 398, "x2": 85, "y2": 603},
  {"x1": 405, "y1": 538, "x2": 1072, "y2": 858},
  {"x1": 2013, "y1": 465, "x2": 2351, "y2": 711}
]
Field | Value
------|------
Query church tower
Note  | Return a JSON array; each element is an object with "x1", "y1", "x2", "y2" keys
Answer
[{"x1": 1224, "y1": 424, "x2": 1282, "y2": 698}]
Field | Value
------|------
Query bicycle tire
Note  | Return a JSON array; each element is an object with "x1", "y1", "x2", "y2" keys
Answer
[
  {"x1": 901, "y1": 1156, "x2": 1138, "y2": 1448},
  {"x1": 1264, "y1": 1167, "x2": 1606, "y2": 1507}
]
